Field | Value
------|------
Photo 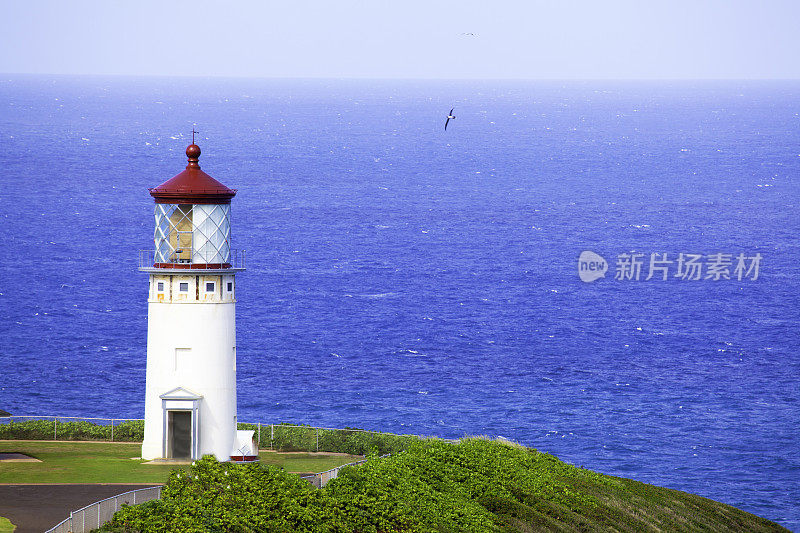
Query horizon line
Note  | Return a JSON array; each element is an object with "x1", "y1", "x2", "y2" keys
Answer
[{"x1": 2, "y1": 72, "x2": 800, "y2": 83}]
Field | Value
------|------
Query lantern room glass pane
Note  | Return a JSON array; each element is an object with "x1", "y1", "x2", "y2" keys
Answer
[
  {"x1": 193, "y1": 204, "x2": 231, "y2": 264},
  {"x1": 153, "y1": 204, "x2": 231, "y2": 264}
]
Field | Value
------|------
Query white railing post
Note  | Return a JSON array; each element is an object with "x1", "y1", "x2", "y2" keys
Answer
[
  {"x1": 111, "y1": 419, "x2": 114, "y2": 442},
  {"x1": 258, "y1": 422, "x2": 261, "y2": 446}
]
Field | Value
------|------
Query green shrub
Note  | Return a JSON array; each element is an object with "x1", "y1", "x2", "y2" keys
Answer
[
  {"x1": 100, "y1": 438, "x2": 609, "y2": 532},
  {"x1": 0, "y1": 419, "x2": 144, "y2": 442}
]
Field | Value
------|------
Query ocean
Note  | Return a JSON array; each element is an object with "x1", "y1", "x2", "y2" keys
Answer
[{"x1": 0, "y1": 75, "x2": 798, "y2": 529}]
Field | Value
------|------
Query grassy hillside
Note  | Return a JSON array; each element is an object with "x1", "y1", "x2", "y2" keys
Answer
[{"x1": 101, "y1": 438, "x2": 788, "y2": 532}]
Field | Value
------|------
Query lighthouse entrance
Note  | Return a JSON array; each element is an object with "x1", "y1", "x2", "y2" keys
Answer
[
  {"x1": 167, "y1": 411, "x2": 192, "y2": 459},
  {"x1": 158, "y1": 387, "x2": 202, "y2": 460}
]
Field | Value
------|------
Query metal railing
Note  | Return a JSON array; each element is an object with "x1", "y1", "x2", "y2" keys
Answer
[
  {"x1": 138, "y1": 248, "x2": 246, "y2": 269},
  {"x1": 302, "y1": 454, "x2": 391, "y2": 488},
  {"x1": 0, "y1": 416, "x2": 441, "y2": 455},
  {"x1": 45, "y1": 486, "x2": 162, "y2": 533},
  {"x1": 0, "y1": 416, "x2": 143, "y2": 442},
  {"x1": 1, "y1": 416, "x2": 444, "y2": 455},
  {"x1": 238, "y1": 422, "x2": 425, "y2": 454}
]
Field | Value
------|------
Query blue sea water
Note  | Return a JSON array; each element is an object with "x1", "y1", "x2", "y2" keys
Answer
[{"x1": 0, "y1": 75, "x2": 798, "y2": 529}]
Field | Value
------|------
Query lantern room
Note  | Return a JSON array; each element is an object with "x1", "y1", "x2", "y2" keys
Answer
[{"x1": 149, "y1": 144, "x2": 237, "y2": 268}]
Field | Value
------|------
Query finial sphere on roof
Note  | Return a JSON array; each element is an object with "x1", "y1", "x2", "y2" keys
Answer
[{"x1": 186, "y1": 144, "x2": 201, "y2": 159}]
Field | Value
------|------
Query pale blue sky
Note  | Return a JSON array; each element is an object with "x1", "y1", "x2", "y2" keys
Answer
[{"x1": 1, "y1": 0, "x2": 798, "y2": 79}]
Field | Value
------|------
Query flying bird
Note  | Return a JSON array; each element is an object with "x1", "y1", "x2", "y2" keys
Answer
[{"x1": 445, "y1": 108, "x2": 456, "y2": 131}]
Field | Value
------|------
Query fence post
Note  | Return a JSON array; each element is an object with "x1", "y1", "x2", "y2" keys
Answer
[
  {"x1": 98, "y1": 502, "x2": 101, "y2": 528},
  {"x1": 316, "y1": 428, "x2": 319, "y2": 452},
  {"x1": 258, "y1": 422, "x2": 261, "y2": 447},
  {"x1": 271, "y1": 424, "x2": 274, "y2": 450},
  {"x1": 111, "y1": 419, "x2": 115, "y2": 442},
  {"x1": 54, "y1": 418, "x2": 57, "y2": 441},
  {"x1": 69, "y1": 511, "x2": 73, "y2": 533}
]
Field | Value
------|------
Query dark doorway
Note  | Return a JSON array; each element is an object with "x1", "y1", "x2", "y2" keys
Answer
[{"x1": 168, "y1": 411, "x2": 192, "y2": 459}]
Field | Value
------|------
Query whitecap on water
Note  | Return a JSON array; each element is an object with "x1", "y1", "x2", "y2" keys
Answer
[
  {"x1": 358, "y1": 292, "x2": 396, "y2": 299},
  {"x1": 398, "y1": 349, "x2": 427, "y2": 357}
]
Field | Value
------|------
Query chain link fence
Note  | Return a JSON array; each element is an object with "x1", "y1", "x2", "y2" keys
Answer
[
  {"x1": 45, "y1": 486, "x2": 162, "y2": 533},
  {"x1": 302, "y1": 454, "x2": 391, "y2": 488},
  {"x1": 239, "y1": 422, "x2": 420, "y2": 455},
  {"x1": 0, "y1": 416, "x2": 423, "y2": 455}
]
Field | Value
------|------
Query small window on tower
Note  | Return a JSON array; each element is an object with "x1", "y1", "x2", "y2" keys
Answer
[
  {"x1": 179, "y1": 282, "x2": 189, "y2": 292},
  {"x1": 206, "y1": 282, "x2": 215, "y2": 293},
  {"x1": 227, "y1": 282, "x2": 233, "y2": 292},
  {"x1": 157, "y1": 282, "x2": 165, "y2": 292}
]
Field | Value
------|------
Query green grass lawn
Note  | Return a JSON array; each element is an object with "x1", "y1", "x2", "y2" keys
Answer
[
  {"x1": 257, "y1": 451, "x2": 362, "y2": 473},
  {"x1": 0, "y1": 441, "x2": 361, "y2": 484},
  {"x1": 0, "y1": 516, "x2": 15, "y2": 532}
]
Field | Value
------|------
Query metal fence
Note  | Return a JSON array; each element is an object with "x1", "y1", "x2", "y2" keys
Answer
[
  {"x1": 302, "y1": 454, "x2": 390, "y2": 489},
  {"x1": 239, "y1": 421, "x2": 418, "y2": 453},
  {"x1": 0, "y1": 416, "x2": 143, "y2": 442},
  {"x1": 45, "y1": 486, "x2": 162, "y2": 533},
  {"x1": 1, "y1": 416, "x2": 437, "y2": 456}
]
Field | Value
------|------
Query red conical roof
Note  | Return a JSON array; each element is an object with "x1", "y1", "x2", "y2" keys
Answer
[{"x1": 150, "y1": 144, "x2": 236, "y2": 204}]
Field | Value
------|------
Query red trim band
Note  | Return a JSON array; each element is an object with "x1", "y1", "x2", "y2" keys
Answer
[{"x1": 152, "y1": 263, "x2": 232, "y2": 269}]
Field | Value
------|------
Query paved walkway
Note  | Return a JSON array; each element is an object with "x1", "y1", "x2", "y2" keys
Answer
[{"x1": 0, "y1": 484, "x2": 158, "y2": 533}]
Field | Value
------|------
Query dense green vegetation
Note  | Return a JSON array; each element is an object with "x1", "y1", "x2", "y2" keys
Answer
[
  {"x1": 0, "y1": 441, "x2": 360, "y2": 484},
  {"x1": 239, "y1": 422, "x2": 418, "y2": 455},
  {"x1": 100, "y1": 438, "x2": 788, "y2": 532}
]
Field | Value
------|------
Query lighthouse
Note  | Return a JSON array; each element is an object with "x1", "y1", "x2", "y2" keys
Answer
[{"x1": 140, "y1": 142, "x2": 256, "y2": 462}]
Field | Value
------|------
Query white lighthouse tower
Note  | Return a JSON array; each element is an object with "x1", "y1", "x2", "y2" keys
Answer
[{"x1": 140, "y1": 142, "x2": 256, "y2": 462}]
